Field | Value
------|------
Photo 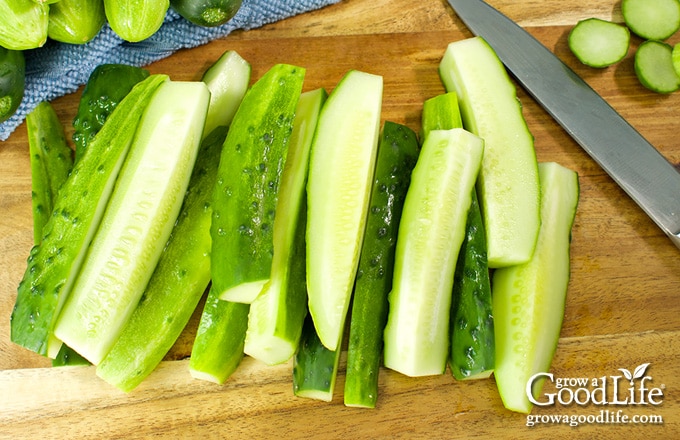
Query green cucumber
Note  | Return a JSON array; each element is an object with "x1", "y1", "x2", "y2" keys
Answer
[
  {"x1": 104, "y1": 0, "x2": 169, "y2": 42},
  {"x1": 48, "y1": 0, "x2": 106, "y2": 44},
  {"x1": 383, "y1": 128, "x2": 483, "y2": 377},
  {"x1": 293, "y1": 314, "x2": 342, "y2": 402},
  {"x1": 0, "y1": 0, "x2": 48, "y2": 50},
  {"x1": 52, "y1": 343, "x2": 89, "y2": 367},
  {"x1": 568, "y1": 18, "x2": 631, "y2": 68},
  {"x1": 189, "y1": 288, "x2": 250, "y2": 384},
  {"x1": 96, "y1": 126, "x2": 228, "y2": 391},
  {"x1": 201, "y1": 50, "x2": 251, "y2": 137},
  {"x1": 420, "y1": 92, "x2": 494, "y2": 381},
  {"x1": 449, "y1": 189, "x2": 494, "y2": 380},
  {"x1": 306, "y1": 70, "x2": 383, "y2": 351},
  {"x1": 10, "y1": 74, "x2": 167, "y2": 358},
  {"x1": 53, "y1": 80, "x2": 210, "y2": 365},
  {"x1": 493, "y1": 162, "x2": 579, "y2": 414},
  {"x1": 170, "y1": 0, "x2": 241, "y2": 27},
  {"x1": 211, "y1": 63, "x2": 305, "y2": 303},
  {"x1": 439, "y1": 36, "x2": 541, "y2": 268},
  {"x1": 343, "y1": 121, "x2": 419, "y2": 408},
  {"x1": 634, "y1": 40, "x2": 680, "y2": 94},
  {"x1": 27, "y1": 101, "x2": 74, "y2": 244},
  {"x1": 244, "y1": 88, "x2": 326, "y2": 366},
  {"x1": 622, "y1": 0, "x2": 680, "y2": 41},
  {"x1": 73, "y1": 64, "x2": 150, "y2": 161},
  {"x1": 0, "y1": 47, "x2": 25, "y2": 123}
]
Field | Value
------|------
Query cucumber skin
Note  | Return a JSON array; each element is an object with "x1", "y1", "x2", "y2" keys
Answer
[
  {"x1": 0, "y1": 47, "x2": 25, "y2": 123},
  {"x1": 344, "y1": 121, "x2": 420, "y2": 408},
  {"x1": 48, "y1": 0, "x2": 106, "y2": 44},
  {"x1": 10, "y1": 74, "x2": 168, "y2": 357},
  {"x1": 27, "y1": 101, "x2": 74, "y2": 244},
  {"x1": 104, "y1": 0, "x2": 169, "y2": 42},
  {"x1": 73, "y1": 64, "x2": 150, "y2": 161},
  {"x1": 211, "y1": 64, "x2": 305, "y2": 302},
  {"x1": 0, "y1": 0, "x2": 48, "y2": 50},
  {"x1": 96, "y1": 126, "x2": 228, "y2": 392},
  {"x1": 171, "y1": 0, "x2": 242, "y2": 27},
  {"x1": 449, "y1": 189, "x2": 494, "y2": 380},
  {"x1": 189, "y1": 288, "x2": 250, "y2": 384},
  {"x1": 293, "y1": 314, "x2": 342, "y2": 402},
  {"x1": 420, "y1": 92, "x2": 462, "y2": 139},
  {"x1": 493, "y1": 162, "x2": 579, "y2": 414}
]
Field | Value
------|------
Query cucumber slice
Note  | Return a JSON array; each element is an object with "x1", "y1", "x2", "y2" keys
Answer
[
  {"x1": 53, "y1": 80, "x2": 210, "y2": 365},
  {"x1": 244, "y1": 88, "x2": 327, "y2": 366},
  {"x1": 344, "y1": 121, "x2": 420, "y2": 408},
  {"x1": 383, "y1": 128, "x2": 484, "y2": 377},
  {"x1": 493, "y1": 162, "x2": 579, "y2": 414},
  {"x1": 622, "y1": 0, "x2": 680, "y2": 41},
  {"x1": 306, "y1": 70, "x2": 383, "y2": 351},
  {"x1": 211, "y1": 64, "x2": 305, "y2": 304},
  {"x1": 10, "y1": 74, "x2": 167, "y2": 358},
  {"x1": 568, "y1": 18, "x2": 631, "y2": 68},
  {"x1": 634, "y1": 40, "x2": 680, "y2": 94},
  {"x1": 673, "y1": 43, "x2": 680, "y2": 77},
  {"x1": 439, "y1": 37, "x2": 541, "y2": 268}
]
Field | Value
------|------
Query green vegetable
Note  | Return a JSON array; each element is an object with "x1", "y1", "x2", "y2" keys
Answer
[
  {"x1": 568, "y1": 18, "x2": 631, "y2": 68},
  {"x1": 53, "y1": 80, "x2": 210, "y2": 365},
  {"x1": 96, "y1": 126, "x2": 228, "y2": 391},
  {"x1": 419, "y1": 92, "x2": 462, "y2": 140},
  {"x1": 104, "y1": 0, "x2": 169, "y2": 42},
  {"x1": 622, "y1": 0, "x2": 680, "y2": 41},
  {"x1": 170, "y1": 0, "x2": 242, "y2": 27},
  {"x1": 383, "y1": 128, "x2": 483, "y2": 377},
  {"x1": 673, "y1": 43, "x2": 680, "y2": 77},
  {"x1": 52, "y1": 344, "x2": 89, "y2": 367},
  {"x1": 48, "y1": 0, "x2": 106, "y2": 44},
  {"x1": 343, "y1": 121, "x2": 419, "y2": 408},
  {"x1": 211, "y1": 63, "x2": 305, "y2": 304},
  {"x1": 493, "y1": 162, "x2": 579, "y2": 414},
  {"x1": 0, "y1": 0, "x2": 48, "y2": 50},
  {"x1": 244, "y1": 88, "x2": 326, "y2": 366},
  {"x1": 306, "y1": 70, "x2": 383, "y2": 352},
  {"x1": 0, "y1": 47, "x2": 25, "y2": 124},
  {"x1": 26, "y1": 101, "x2": 74, "y2": 244},
  {"x1": 10, "y1": 74, "x2": 167, "y2": 358},
  {"x1": 73, "y1": 64, "x2": 150, "y2": 162},
  {"x1": 634, "y1": 40, "x2": 680, "y2": 94},
  {"x1": 439, "y1": 36, "x2": 541, "y2": 268},
  {"x1": 292, "y1": 315, "x2": 342, "y2": 402},
  {"x1": 189, "y1": 288, "x2": 250, "y2": 384}
]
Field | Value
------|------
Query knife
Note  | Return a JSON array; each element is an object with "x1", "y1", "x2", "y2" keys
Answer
[{"x1": 446, "y1": 0, "x2": 680, "y2": 250}]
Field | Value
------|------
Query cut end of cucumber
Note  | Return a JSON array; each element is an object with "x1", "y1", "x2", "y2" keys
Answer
[
  {"x1": 635, "y1": 40, "x2": 680, "y2": 94},
  {"x1": 218, "y1": 279, "x2": 268, "y2": 303},
  {"x1": 293, "y1": 389, "x2": 334, "y2": 402},
  {"x1": 244, "y1": 334, "x2": 296, "y2": 366},
  {"x1": 189, "y1": 368, "x2": 225, "y2": 385},
  {"x1": 568, "y1": 18, "x2": 630, "y2": 68},
  {"x1": 622, "y1": 0, "x2": 680, "y2": 41}
]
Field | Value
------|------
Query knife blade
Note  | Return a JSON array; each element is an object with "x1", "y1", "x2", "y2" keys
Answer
[{"x1": 446, "y1": 0, "x2": 680, "y2": 250}]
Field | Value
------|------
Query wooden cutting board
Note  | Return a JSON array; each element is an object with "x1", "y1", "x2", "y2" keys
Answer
[{"x1": 1, "y1": 0, "x2": 679, "y2": 438}]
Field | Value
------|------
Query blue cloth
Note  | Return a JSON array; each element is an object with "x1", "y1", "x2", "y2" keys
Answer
[{"x1": 0, "y1": 0, "x2": 340, "y2": 141}]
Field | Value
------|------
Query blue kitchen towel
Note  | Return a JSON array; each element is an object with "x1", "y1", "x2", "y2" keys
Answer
[{"x1": 0, "y1": 0, "x2": 341, "y2": 141}]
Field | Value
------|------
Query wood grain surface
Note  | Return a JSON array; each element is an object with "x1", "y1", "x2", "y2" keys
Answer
[{"x1": 1, "y1": 0, "x2": 679, "y2": 438}]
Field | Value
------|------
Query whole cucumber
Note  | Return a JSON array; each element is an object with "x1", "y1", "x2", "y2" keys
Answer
[
  {"x1": 171, "y1": 0, "x2": 242, "y2": 27},
  {"x1": 0, "y1": 0, "x2": 48, "y2": 50},
  {"x1": 104, "y1": 0, "x2": 169, "y2": 42},
  {"x1": 0, "y1": 47, "x2": 25, "y2": 124},
  {"x1": 48, "y1": 0, "x2": 106, "y2": 44}
]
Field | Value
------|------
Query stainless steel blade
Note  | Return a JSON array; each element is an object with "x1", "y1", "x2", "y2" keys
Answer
[{"x1": 447, "y1": 0, "x2": 680, "y2": 249}]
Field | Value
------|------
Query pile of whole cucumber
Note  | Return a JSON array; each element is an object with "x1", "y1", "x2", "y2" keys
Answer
[{"x1": 0, "y1": 0, "x2": 243, "y2": 123}]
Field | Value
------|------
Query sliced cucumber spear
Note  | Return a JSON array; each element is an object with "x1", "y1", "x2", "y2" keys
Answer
[
  {"x1": 244, "y1": 88, "x2": 327, "y2": 366},
  {"x1": 10, "y1": 74, "x2": 167, "y2": 358},
  {"x1": 493, "y1": 162, "x2": 579, "y2": 414},
  {"x1": 383, "y1": 128, "x2": 484, "y2": 377},
  {"x1": 306, "y1": 70, "x2": 383, "y2": 351},
  {"x1": 53, "y1": 80, "x2": 210, "y2": 365},
  {"x1": 211, "y1": 63, "x2": 305, "y2": 304},
  {"x1": 439, "y1": 36, "x2": 541, "y2": 268}
]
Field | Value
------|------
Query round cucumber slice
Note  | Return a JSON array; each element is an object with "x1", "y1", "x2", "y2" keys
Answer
[
  {"x1": 634, "y1": 40, "x2": 680, "y2": 94},
  {"x1": 622, "y1": 0, "x2": 680, "y2": 40},
  {"x1": 568, "y1": 18, "x2": 630, "y2": 68}
]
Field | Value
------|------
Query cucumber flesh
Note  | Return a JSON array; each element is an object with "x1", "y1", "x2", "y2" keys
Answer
[
  {"x1": 244, "y1": 88, "x2": 326, "y2": 366},
  {"x1": 492, "y1": 162, "x2": 579, "y2": 414},
  {"x1": 383, "y1": 128, "x2": 484, "y2": 377},
  {"x1": 568, "y1": 18, "x2": 631, "y2": 68},
  {"x1": 634, "y1": 40, "x2": 680, "y2": 94},
  {"x1": 10, "y1": 74, "x2": 167, "y2": 358},
  {"x1": 54, "y1": 80, "x2": 210, "y2": 365},
  {"x1": 622, "y1": 0, "x2": 680, "y2": 40},
  {"x1": 439, "y1": 36, "x2": 540, "y2": 268},
  {"x1": 306, "y1": 70, "x2": 383, "y2": 351}
]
